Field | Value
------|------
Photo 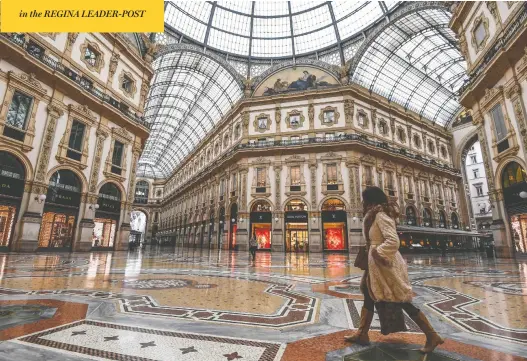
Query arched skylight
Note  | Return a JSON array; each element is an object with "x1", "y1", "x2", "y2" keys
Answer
[
  {"x1": 352, "y1": 7, "x2": 466, "y2": 126},
  {"x1": 137, "y1": 49, "x2": 243, "y2": 179},
  {"x1": 164, "y1": 1, "x2": 397, "y2": 59}
]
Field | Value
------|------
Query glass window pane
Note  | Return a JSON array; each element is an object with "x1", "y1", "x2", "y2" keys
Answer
[{"x1": 6, "y1": 91, "x2": 33, "y2": 129}]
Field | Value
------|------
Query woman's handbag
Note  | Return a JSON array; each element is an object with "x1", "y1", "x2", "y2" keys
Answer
[
  {"x1": 354, "y1": 246, "x2": 368, "y2": 270},
  {"x1": 375, "y1": 302, "x2": 408, "y2": 335}
]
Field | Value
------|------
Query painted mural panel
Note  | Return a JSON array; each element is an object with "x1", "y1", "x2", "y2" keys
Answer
[{"x1": 253, "y1": 66, "x2": 339, "y2": 97}]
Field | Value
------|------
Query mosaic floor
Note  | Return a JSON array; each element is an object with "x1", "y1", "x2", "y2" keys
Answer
[{"x1": 0, "y1": 247, "x2": 526, "y2": 361}]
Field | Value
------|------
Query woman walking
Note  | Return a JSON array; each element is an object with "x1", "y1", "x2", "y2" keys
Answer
[{"x1": 345, "y1": 186, "x2": 444, "y2": 353}]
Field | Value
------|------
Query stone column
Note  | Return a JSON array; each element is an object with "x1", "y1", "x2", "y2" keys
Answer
[
  {"x1": 346, "y1": 157, "x2": 362, "y2": 253},
  {"x1": 309, "y1": 159, "x2": 322, "y2": 252},
  {"x1": 272, "y1": 164, "x2": 284, "y2": 252}
]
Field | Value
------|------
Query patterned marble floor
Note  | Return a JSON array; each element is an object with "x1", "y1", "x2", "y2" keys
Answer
[{"x1": 0, "y1": 247, "x2": 525, "y2": 361}]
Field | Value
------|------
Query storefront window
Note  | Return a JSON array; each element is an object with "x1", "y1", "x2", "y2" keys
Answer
[
  {"x1": 0, "y1": 205, "x2": 16, "y2": 247},
  {"x1": 322, "y1": 198, "x2": 347, "y2": 250},
  {"x1": 39, "y1": 170, "x2": 81, "y2": 249},
  {"x1": 250, "y1": 200, "x2": 272, "y2": 250},
  {"x1": 38, "y1": 213, "x2": 76, "y2": 248},
  {"x1": 94, "y1": 183, "x2": 121, "y2": 248},
  {"x1": 93, "y1": 218, "x2": 116, "y2": 247},
  {"x1": 423, "y1": 208, "x2": 433, "y2": 227}
]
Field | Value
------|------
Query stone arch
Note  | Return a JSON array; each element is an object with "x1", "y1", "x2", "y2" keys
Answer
[
  {"x1": 131, "y1": 206, "x2": 150, "y2": 220},
  {"x1": 282, "y1": 196, "x2": 311, "y2": 211},
  {"x1": 318, "y1": 195, "x2": 350, "y2": 211},
  {"x1": 248, "y1": 198, "x2": 275, "y2": 212},
  {"x1": 46, "y1": 165, "x2": 88, "y2": 194},
  {"x1": 0, "y1": 147, "x2": 33, "y2": 181}
]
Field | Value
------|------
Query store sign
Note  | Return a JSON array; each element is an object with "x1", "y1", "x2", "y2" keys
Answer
[
  {"x1": 285, "y1": 211, "x2": 308, "y2": 222},
  {"x1": 0, "y1": 175, "x2": 24, "y2": 197},
  {"x1": 322, "y1": 210, "x2": 347, "y2": 222},
  {"x1": 250, "y1": 212, "x2": 272, "y2": 223},
  {"x1": 46, "y1": 187, "x2": 81, "y2": 207},
  {"x1": 97, "y1": 198, "x2": 121, "y2": 213}
]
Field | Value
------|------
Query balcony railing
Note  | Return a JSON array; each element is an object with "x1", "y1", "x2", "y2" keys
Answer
[
  {"x1": 1, "y1": 33, "x2": 150, "y2": 130},
  {"x1": 165, "y1": 133, "x2": 462, "y2": 201}
]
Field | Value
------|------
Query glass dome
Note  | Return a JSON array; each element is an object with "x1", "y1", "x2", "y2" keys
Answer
[{"x1": 164, "y1": 1, "x2": 399, "y2": 58}]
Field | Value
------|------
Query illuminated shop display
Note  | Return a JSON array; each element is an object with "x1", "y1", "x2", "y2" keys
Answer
[
  {"x1": 285, "y1": 200, "x2": 309, "y2": 252},
  {"x1": 94, "y1": 183, "x2": 121, "y2": 249},
  {"x1": 250, "y1": 200, "x2": 272, "y2": 250},
  {"x1": 321, "y1": 199, "x2": 347, "y2": 251},
  {"x1": 0, "y1": 206, "x2": 16, "y2": 247},
  {"x1": 38, "y1": 170, "x2": 82, "y2": 249},
  {"x1": 0, "y1": 151, "x2": 26, "y2": 250}
]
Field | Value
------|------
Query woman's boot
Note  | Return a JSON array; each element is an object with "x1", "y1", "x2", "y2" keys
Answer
[
  {"x1": 344, "y1": 307, "x2": 374, "y2": 345},
  {"x1": 411, "y1": 311, "x2": 444, "y2": 353}
]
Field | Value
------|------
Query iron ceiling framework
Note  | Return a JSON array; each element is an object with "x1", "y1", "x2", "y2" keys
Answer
[
  {"x1": 137, "y1": 2, "x2": 466, "y2": 179},
  {"x1": 352, "y1": 7, "x2": 466, "y2": 126}
]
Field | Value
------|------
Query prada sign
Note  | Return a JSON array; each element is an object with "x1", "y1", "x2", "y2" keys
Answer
[
  {"x1": 97, "y1": 198, "x2": 121, "y2": 214},
  {"x1": 0, "y1": 176, "x2": 24, "y2": 197},
  {"x1": 47, "y1": 187, "x2": 81, "y2": 207}
]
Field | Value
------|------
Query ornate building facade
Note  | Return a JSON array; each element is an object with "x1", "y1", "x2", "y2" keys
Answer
[
  {"x1": 0, "y1": 32, "x2": 153, "y2": 252},
  {"x1": 450, "y1": 1, "x2": 527, "y2": 257},
  {"x1": 151, "y1": 63, "x2": 472, "y2": 253}
]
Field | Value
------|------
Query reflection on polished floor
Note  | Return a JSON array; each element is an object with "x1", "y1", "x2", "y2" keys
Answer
[{"x1": 0, "y1": 248, "x2": 526, "y2": 361}]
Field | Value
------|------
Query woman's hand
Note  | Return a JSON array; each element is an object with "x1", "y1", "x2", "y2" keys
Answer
[{"x1": 372, "y1": 247, "x2": 391, "y2": 267}]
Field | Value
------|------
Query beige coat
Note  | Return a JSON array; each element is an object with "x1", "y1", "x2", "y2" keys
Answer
[{"x1": 365, "y1": 211, "x2": 413, "y2": 303}]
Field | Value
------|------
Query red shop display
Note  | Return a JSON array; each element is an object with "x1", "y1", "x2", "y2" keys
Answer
[
  {"x1": 324, "y1": 226, "x2": 345, "y2": 250},
  {"x1": 254, "y1": 226, "x2": 271, "y2": 249}
]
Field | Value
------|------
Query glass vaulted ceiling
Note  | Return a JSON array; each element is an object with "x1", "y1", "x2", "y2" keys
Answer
[
  {"x1": 164, "y1": 1, "x2": 399, "y2": 58},
  {"x1": 352, "y1": 8, "x2": 466, "y2": 126},
  {"x1": 137, "y1": 51, "x2": 243, "y2": 179},
  {"x1": 138, "y1": 2, "x2": 465, "y2": 179}
]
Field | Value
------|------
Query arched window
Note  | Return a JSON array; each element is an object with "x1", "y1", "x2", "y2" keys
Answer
[
  {"x1": 502, "y1": 162, "x2": 527, "y2": 188},
  {"x1": 438, "y1": 210, "x2": 446, "y2": 228},
  {"x1": 321, "y1": 198, "x2": 346, "y2": 211},
  {"x1": 99, "y1": 183, "x2": 121, "y2": 201},
  {"x1": 134, "y1": 181, "x2": 149, "y2": 204},
  {"x1": 422, "y1": 208, "x2": 433, "y2": 227},
  {"x1": 251, "y1": 200, "x2": 272, "y2": 212},
  {"x1": 0, "y1": 151, "x2": 25, "y2": 181},
  {"x1": 451, "y1": 213, "x2": 459, "y2": 229},
  {"x1": 285, "y1": 199, "x2": 307, "y2": 211},
  {"x1": 405, "y1": 206, "x2": 416, "y2": 225}
]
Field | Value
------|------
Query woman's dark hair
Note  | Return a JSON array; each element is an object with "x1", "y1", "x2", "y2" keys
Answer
[
  {"x1": 362, "y1": 186, "x2": 400, "y2": 218},
  {"x1": 362, "y1": 186, "x2": 388, "y2": 210}
]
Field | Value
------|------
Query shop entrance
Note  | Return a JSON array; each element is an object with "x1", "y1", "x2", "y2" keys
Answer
[
  {"x1": 0, "y1": 151, "x2": 26, "y2": 251},
  {"x1": 321, "y1": 198, "x2": 348, "y2": 251},
  {"x1": 250, "y1": 200, "x2": 272, "y2": 250},
  {"x1": 284, "y1": 199, "x2": 309, "y2": 252},
  {"x1": 502, "y1": 162, "x2": 527, "y2": 254},
  {"x1": 229, "y1": 203, "x2": 237, "y2": 250},
  {"x1": 286, "y1": 224, "x2": 308, "y2": 252},
  {"x1": 38, "y1": 170, "x2": 82, "y2": 250},
  {"x1": 93, "y1": 183, "x2": 121, "y2": 250}
]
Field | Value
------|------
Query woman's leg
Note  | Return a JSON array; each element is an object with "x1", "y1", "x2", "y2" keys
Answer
[
  {"x1": 402, "y1": 303, "x2": 444, "y2": 353},
  {"x1": 345, "y1": 272, "x2": 374, "y2": 344}
]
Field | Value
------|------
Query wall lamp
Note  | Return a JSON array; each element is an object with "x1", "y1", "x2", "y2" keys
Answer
[
  {"x1": 34, "y1": 194, "x2": 46, "y2": 203},
  {"x1": 89, "y1": 204, "x2": 100, "y2": 210}
]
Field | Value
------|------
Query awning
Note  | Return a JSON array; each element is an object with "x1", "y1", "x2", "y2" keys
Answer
[{"x1": 396, "y1": 225, "x2": 481, "y2": 237}]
